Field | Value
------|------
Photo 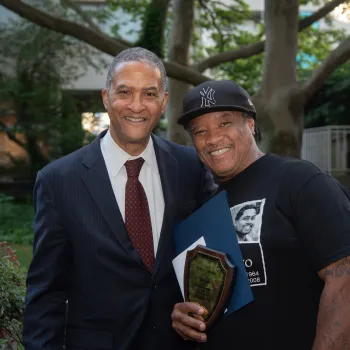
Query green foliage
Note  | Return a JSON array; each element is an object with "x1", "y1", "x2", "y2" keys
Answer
[
  {"x1": 211, "y1": 26, "x2": 265, "y2": 94},
  {"x1": 0, "y1": 195, "x2": 34, "y2": 245},
  {"x1": 297, "y1": 19, "x2": 346, "y2": 73},
  {"x1": 105, "y1": 0, "x2": 348, "y2": 98},
  {"x1": 108, "y1": 0, "x2": 148, "y2": 39},
  {"x1": 50, "y1": 93, "x2": 87, "y2": 159},
  {"x1": 299, "y1": 0, "x2": 329, "y2": 5},
  {"x1": 0, "y1": 339, "x2": 8, "y2": 349},
  {"x1": 190, "y1": 0, "x2": 348, "y2": 97},
  {"x1": 191, "y1": 0, "x2": 252, "y2": 60},
  {"x1": 108, "y1": 0, "x2": 169, "y2": 57},
  {"x1": 103, "y1": 0, "x2": 350, "y2": 134},
  {"x1": 0, "y1": 4, "x2": 107, "y2": 175},
  {"x1": 0, "y1": 243, "x2": 26, "y2": 346},
  {"x1": 136, "y1": 0, "x2": 170, "y2": 58},
  {"x1": 304, "y1": 61, "x2": 350, "y2": 127},
  {"x1": 1, "y1": 0, "x2": 347, "y2": 145},
  {"x1": 9, "y1": 244, "x2": 32, "y2": 270},
  {"x1": 195, "y1": 1, "x2": 250, "y2": 51},
  {"x1": 190, "y1": 0, "x2": 264, "y2": 93}
]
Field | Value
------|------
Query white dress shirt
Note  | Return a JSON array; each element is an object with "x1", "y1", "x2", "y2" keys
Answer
[{"x1": 101, "y1": 130, "x2": 165, "y2": 256}]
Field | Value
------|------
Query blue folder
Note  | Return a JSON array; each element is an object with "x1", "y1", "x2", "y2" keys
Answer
[{"x1": 174, "y1": 190, "x2": 254, "y2": 315}]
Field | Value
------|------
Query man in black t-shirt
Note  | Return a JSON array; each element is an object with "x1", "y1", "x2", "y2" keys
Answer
[{"x1": 171, "y1": 80, "x2": 350, "y2": 350}]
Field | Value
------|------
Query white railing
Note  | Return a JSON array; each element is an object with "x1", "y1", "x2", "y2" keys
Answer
[{"x1": 302, "y1": 125, "x2": 350, "y2": 175}]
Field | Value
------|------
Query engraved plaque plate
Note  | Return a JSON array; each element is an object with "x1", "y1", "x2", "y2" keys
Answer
[{"x1": 184, "y1": 245, "x2": 236, "y2": 330}]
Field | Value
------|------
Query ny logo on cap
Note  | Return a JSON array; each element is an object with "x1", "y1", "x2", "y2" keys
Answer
[{"x1": 200, "y1": 87, "x2": 216, "y2": 107}]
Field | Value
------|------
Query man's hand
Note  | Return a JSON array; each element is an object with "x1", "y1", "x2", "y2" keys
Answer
[{"x1": 171, "y1": 302, "x2": 208, "y2": 342}]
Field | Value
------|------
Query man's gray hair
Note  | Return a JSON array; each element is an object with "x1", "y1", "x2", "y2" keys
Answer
[{"x1": 105, "y1": 47, "x2": 167, "y2": 91}]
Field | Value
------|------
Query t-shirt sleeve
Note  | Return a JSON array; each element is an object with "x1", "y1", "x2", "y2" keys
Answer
[{"x1": 293, "y1": 172, "x2": 350, "y2": 272}]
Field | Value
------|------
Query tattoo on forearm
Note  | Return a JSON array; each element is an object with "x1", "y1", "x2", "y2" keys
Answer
[
  {"x1": 313, "y1": 292, "x2": 350, "y2": 350},
  {"x1": 312, "y1": 257, "x2": 350, "y2": 349},
  {"x1": 324, "y1": 257, "x2": 350, "y2": 278}
]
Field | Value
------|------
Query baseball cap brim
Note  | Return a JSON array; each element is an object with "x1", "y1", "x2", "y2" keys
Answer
[{"x1": 178, "y1": 105, "x2": 255, "y2": 126}]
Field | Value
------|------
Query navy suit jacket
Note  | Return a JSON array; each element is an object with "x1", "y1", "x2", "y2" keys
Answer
[{"x1": 23, "y1": 131, "x2": 215, "y2": 350}]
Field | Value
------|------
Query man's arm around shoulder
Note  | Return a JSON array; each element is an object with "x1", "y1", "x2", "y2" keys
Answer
[{"x1": 23, "y1": 170, "x2": 71, "y2": 350}]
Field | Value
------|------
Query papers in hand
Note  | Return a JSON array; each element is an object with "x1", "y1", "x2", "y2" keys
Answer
[
  {"x1": 172, "y1": 236, "x2": 206, "y2": 300},
  {"x1": 172, "y1": 191, "x2": 254, "y2": 315}
]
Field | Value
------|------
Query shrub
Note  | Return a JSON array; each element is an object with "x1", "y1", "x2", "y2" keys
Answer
[{"x1": 0, "y1": 242, "x2": 26, "y2": 348}]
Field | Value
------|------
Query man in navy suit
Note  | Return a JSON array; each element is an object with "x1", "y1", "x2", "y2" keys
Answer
[{"x1": 22, "y1": 47, "x2": 215, "y2": 350}]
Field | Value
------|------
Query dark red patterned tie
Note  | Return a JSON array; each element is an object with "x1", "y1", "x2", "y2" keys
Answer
[{"x1": 124, "y1": 158, "x2": 154, "y2": 272}]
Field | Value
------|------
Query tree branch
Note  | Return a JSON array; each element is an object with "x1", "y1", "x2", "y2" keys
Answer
[
  {"x1": 60, "y1": 0, "x2": 132, "y2": 47},
  {"x1": 193, "y1": 41, "x2": 265, "y2": 72},
  {"x1": 60, "y1": 0, "x2": 102, "y2": 34},
  {"x1": 211, "y1": 1, "x2": 261, "y2": 23},
  {"x1": 0, "y1": 0, "x2": 210, "y2": 85},
  {"x1": 0, "y1": 121, "x2": 26, "y2": 149},
  {"x1": 198, "y1": 0, "x2": 225, "y2": 51},
  {"x1": 298, "y1": 0, "x2": 346, "y2": 30},
  {"x1": 304, "y1": 36, "x2": 350, "y2": 103},
  {"x1": 210, "y1": 0, "x2": 247, "y2": 13},
  {"x1": 193, "y1": 0, "x2": 346, "y2": 72}
]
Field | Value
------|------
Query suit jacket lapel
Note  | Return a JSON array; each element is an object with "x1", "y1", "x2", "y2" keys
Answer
[
  {"x1": 81, "y1": 130, "x2": 146, "y2": 270},
  {"x1": 152, "y1": 134, "x2": 179, "y2": 276}
]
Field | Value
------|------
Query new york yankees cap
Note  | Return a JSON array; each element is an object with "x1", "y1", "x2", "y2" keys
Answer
[{"x1": 178, "y1": 80, "x2": 256, "y2": 126}]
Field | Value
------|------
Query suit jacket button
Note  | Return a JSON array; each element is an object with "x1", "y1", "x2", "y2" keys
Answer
[{"x1": 152, "y1": 284, "x2": 156, "y2": 289}]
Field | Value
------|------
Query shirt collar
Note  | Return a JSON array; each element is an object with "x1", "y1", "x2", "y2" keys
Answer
[{"x1": 102, "y1": 129, "x2": 159, "y2": 177}]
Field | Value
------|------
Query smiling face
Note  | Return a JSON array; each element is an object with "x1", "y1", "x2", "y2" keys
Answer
[
  {"x1": 235, "y1": 208, "x2": 257, "y2": 237},
  {"x1": 188, "y1": 111, "x2": 257, "y2": 181},
  {"x1": 102, "y1": 61, "x2": 168, "y2": 155}
]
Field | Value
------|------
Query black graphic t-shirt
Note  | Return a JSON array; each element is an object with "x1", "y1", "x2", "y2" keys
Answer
[{"x1": 201, "y1": 153, "x2": 350, "y2": 350}]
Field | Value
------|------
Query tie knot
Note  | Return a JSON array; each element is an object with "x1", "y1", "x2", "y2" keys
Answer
[{"x1": 125, "y1": 158, "x2": 145, "y2": 178}]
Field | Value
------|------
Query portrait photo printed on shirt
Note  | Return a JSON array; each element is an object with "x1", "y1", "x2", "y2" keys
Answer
[{"x1": 230, "y1": 199, "x2": 267, "y2": 287}]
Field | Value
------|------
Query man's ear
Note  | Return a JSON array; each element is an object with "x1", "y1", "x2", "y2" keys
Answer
[
  {"x1": 247, "y1": 116, "x2": 255, "y2": 133},
  {"x1": 161, "y1": 91, "x2": 169, "y2": 114},
  {"x1": 102, "y1": 88, "x2": 109, "y2": 110}
]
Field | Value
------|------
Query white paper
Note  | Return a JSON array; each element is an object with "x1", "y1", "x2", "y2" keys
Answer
[{"x1": 172, "y1": 237, "x2": 207, "y2": 299}]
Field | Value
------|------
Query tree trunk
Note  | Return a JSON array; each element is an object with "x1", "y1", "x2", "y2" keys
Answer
[
  {"x1": 254, "y1": 89, "x2": 304, "y2": 158},
  {"x1": 166, "y1": 0, "x2": 195, "y2": 145},
  {"x1": 2, "y1": 0, "x2": 350, "y2": 152},
  {"x1": 257, "y1": 0, "x2": 303, "y2": 157},
  {"x1": 26, "y1": 133, "x2": 49, "y2": 176},
  {"x1": 166, "y1": 79, "x2": 192, "y2": 145}
]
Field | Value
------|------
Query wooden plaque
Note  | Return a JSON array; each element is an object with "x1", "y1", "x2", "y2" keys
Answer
[{"x1": 184, "y1": 245, "x2": 236, "y2": 330}]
